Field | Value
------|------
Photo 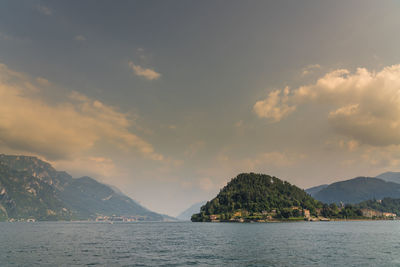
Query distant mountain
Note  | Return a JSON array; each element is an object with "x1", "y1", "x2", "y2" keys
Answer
[
  {"x1": 305, "y1": 184, "x2": 328, "y2": 197},
  {"x1": 177, "y1": 201, "x2": 206, "y2": 221},
  {"x1": 313, "y1": 177, "x2": 400, "y2": 204},
  {"x1": 376, "y1": 172, "x2": 400, "y2": 184},
  {"x1": 191, "y1": 173, "x2": 321, "y2": 222},
  {"x1": 0, "y1": 154, "x2": 172, "y2": 221}
]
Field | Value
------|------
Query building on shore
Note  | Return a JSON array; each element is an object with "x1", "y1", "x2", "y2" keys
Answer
[{"x1": 361, "y1": 209, "x2": 397, "y2": 219}]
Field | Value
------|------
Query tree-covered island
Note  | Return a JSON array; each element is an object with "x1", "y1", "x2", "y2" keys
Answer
[{"x1": 191, "y1": 173, "x2": 397, "y2": 222}]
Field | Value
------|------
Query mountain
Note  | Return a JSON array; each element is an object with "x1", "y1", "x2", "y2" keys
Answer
[
  {"x1": 58, "y1": 176, "x2": 164, "y2": 220},
  {"x1": 191, "y1": 173, "x2": 322, "y2": 222},
  {"x1": 305, "y1": 184, "x2": 328, "y2": 197},
  {"x1": 0, "y1": 163, "x2": 72, "y2": 221},
  {"x1": 0, "y1": 154, "x2": 171, "y2": 221},
  {"x1": 376, "y1": 172, "x2": 400, "y2": 184},
  {"x1": 177, "y1": 201, "x2": 206, "y2": 221},
  {"x1": 313, "y1": 177, "x2": 400, "y2": 204}
]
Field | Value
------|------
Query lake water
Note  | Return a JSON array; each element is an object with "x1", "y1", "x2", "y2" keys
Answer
[{"x1": 1, "y1": 221, "x2": 400, "y2": 266}]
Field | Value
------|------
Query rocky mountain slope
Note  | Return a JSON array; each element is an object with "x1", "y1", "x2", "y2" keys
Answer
[{"x1": 0, "y1": 154, "x2": 171, "y2": 221}]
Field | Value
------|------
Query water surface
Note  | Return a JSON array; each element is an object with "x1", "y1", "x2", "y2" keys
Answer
[{"x1": 1, "y1": 221, "x2": 400, "y2": 266}]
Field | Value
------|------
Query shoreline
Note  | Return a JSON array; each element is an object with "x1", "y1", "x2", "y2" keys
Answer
[{"x1": 195, "y1": 217, "x2": 399, "y2": 223}]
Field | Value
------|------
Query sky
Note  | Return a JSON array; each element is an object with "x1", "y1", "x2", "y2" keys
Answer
[{"x1": 1, "y1": 1, "x2": 400, "y2": 216}]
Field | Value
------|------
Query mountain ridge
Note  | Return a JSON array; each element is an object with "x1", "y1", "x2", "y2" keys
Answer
[
  {"x1": 311, "y1": 176, "x2": 400, "y2": 204},
  {"x1": 376, "y1": 172, "x2": 400, "y2": 184},
  {"x1": 177, "y1": 201, "x2": 206, "y2": 221},
  {"x1": 0, "y1": 154, "x2": 173, "y2": 221},
  {"x1": 305, "y1": 184, "x2": 328, "y2": 197}
]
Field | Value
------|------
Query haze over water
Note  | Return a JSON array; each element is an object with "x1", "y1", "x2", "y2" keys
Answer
[
  {"x1": 1, "y1": 1, "x2": 400, "y2": 216},
  {"x1": 1, "y1": 221, "x2": 400, "y2": 266}
]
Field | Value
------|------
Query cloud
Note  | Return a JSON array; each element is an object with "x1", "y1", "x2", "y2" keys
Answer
[
  {"x1": 128, "y1": 61, "x2": 161, "y2": 81},
  {"x1": 51, "y1": 156, "x2": 117, "y2": 180},
  {"x1": 360, "y1": 145, "x2": 400, "y2": 168},
  {"x1": 254, "y1": 64, "x2": 400, "y2": 147},
  {"x1": 37, "y1": 4, "x2": 52, "y2": 15},
  {"x1": 74, "y1": 35, "x2": 86, "y2": 41},
  {"x1": 0, "y1": 62, "x2": 163, "y2": 161},
  {"x1": 253, "y1": 87, "x2": 296, "y2": 122},
  {"x1": 338, "y1": 139, "x2": 359, "y2": 152},
  {"x1": 36, "y1": 77, "x2": 51, "y2": 86},
  {"x1": 302, "y1": 64, "x2": 321, "y2": 76}
]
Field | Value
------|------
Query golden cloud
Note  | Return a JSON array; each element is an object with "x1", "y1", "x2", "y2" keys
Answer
[
  {"x1": 253, "y1": 87, "x2": 296, "y2": 122},
  {"x1": 128, "y1": 61, "x2": 161, "y2": 81},
  {"x1": 0, "y1": 63, "x2": 163, "y2": 161},
  {"x1": 254, "y1": 64, "x2": 400, "y2": 146}
]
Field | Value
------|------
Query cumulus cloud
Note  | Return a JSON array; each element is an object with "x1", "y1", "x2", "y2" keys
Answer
[
  {"x1": 302, "y1": 64, "x2": 321, "y2": 76},
  {"x1": 0, "y1": 62, "x2": 163, "y2": 161},
  {"x1": 253, "y1": 87, "x2": 296, "y2": 122},
  {"x1": 128, "y1": 61, "x2": 161, "y2": 81},
  {"x1": 254, "y1": 64, "x2": 400, "y2": 146}
]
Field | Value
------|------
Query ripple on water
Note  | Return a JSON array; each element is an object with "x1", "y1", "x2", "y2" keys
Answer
[{"x1": 1, "y1": 221, "x2": 400, "y2": 266}]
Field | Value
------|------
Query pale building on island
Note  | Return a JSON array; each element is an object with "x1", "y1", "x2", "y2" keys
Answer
[{"x1": 303, "y1": 209, "x2": 310, "y2": 219}]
